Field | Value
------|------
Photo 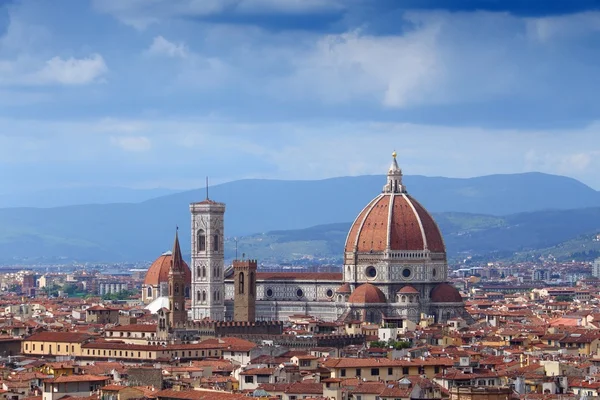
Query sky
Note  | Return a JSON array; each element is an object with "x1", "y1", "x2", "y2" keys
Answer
[{"x1": 1, "y1": 0, "x2": 600, "y2": 193}]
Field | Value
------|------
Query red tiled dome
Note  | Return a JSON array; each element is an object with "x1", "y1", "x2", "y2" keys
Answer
[
  {"x1": 348, "y1": 283, "x2": 387, "y2": 304},
  {"x1": 143, "y1": 253, "x2": 191, "y2": 286},
  {"x1": 398, "y1": 285, "x2": 419, "y2": 294},
  {"x1": 430, "y1": 283, "x2": 463, "y2": 303},
  {"x1": 345, "y1": 194, "x2": 445, "y2": 254}
]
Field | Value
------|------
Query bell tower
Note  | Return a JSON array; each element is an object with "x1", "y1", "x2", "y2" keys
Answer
[
  {"x1": 233, "y1": 259, "x2": 257, "y2": 322},
  {"x1": 190, "y1": 195, "x2": 225, "y2": 321},
  {"x1": 168, "y1": 229, "x2": 187, "y2": 326}
]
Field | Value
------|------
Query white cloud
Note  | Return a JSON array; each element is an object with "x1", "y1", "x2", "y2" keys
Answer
[
  {"x1": 0, "y1": 54, "x2": 108, "y2": 86},
  {"x1": 147, "y1": 36, "x2": 189, "y2": 58},
  {"x1": 526, "y1": 12, "x2": 600, "y2": 43},
  {"x1": 109, "y1": 136, "x2": 152, "y2": 152},
  {"x1": 32, "y1": 54, "x2": 108, "y2": 85},
  {"x1": 525, "y1": 149, "x2": 599, "y2": 175},
  {"x1": 282, "y1": 27, "x2": 441, "y2": 107}
]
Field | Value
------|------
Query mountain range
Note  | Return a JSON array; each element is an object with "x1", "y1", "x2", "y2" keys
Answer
[
  {"x1": 232, "y1": 208, "x2": 600, "y2": 264},
  {"x1": 1, "y1": 172, "x2": 599, "y2": 264}
]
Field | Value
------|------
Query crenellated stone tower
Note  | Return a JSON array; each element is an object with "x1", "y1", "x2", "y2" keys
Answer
[
  {"x1": 190, "y1": 197, "x2": 225, "y2": 320},
  {"x1": 233, "y1": 259, "x2": 257, "y2": 322}
]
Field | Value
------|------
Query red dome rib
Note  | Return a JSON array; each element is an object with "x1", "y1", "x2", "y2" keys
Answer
[
  {"x1": 144, "y1": 254, "x2": 191, "y2": 286},
  {"x1": 356, "y1": 196, "x2": 390, "y2": 252},
  {"x1": 390, "y1": 195, "x2": 425, "y2": 251},
  {"x1": 345, "y1": 196, "x2": 380, "y2": 252},
  {"x1": 409, "y1": 196, "x2": 445, "y2": 253}
]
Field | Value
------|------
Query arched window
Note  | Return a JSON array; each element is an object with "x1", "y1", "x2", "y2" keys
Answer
[
  {"x1": 196, "y1": 291, "x2": 201, "y2": 302},
  {"x1": 202, "y1": 291, "x2": 206, "y2": 302},
  {"x1": 213, "y1": 231, "x2": 220, "y2": 251},
  {"x1": 239, "y1": 272, "x2": 245, "y2": 295},
  {"x1": 249, "y1": 272, "x2": 255, "y2": 296},
  {"x1": 202, "y1": 265, "x2": 206, "y2": 278},
  {"x1": 401, "y1": 295, "x2": 407, "y2": 303},
  {"x1": 147, "y1": 286, "x2": 152, "y2": 298},
  {"x1": 197, "y1": 229, "x2": 206, "y2": 252},
  {"x1": 175, "y1": 283, "x2": 179, "y2": 295},
  {"x1": 196, "y1": 266, "x2": 201, "y2": 278}
]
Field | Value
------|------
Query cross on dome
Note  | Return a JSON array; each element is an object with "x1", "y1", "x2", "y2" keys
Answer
[{"x1": 383, "y1": 150, "x2": 406, "y2": 194}]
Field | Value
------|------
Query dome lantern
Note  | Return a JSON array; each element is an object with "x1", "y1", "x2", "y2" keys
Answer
[{"x1": 384, "y1": 150, "x2": 405, "y2": 194}]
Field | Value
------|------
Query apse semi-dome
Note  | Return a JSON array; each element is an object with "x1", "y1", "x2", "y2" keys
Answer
[
  {"x1": 345, "y1": 152, "x2": 445, "y2": 255},
  {"x1": 398, "y1": 285, "x2": 419, "y2": 294},
  {"x1": 348, "y1": 283, "x2": 387, "y2": 304},
  {"x1": 144, "y1": 251, "x2": 191, "y2": 286},
  {"x1": 430, "y1": 283, "x2": 463, "y2": 303}
]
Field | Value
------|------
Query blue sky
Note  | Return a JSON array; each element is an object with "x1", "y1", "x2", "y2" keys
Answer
[{"x1": 1, "y1": 0, "x2": 600, "y2": 193}]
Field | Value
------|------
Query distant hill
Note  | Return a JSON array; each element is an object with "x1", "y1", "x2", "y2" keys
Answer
[
  {"x1": 0, "y1": 187, "x2": 179, "y2": 208},
  {"x1": 0, "y1": 172, "x2": 599, "y2": 263},
  {"x1": 232, "y1": 208, "x2": 600, "y2": 264}
]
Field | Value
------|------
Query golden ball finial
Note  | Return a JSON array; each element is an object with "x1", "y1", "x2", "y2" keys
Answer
[{"x1": 392, "y1": 150, "x2": 397, "y2": 159}]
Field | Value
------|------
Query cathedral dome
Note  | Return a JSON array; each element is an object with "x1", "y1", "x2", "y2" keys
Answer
[
  {"x1": 430, "y1": 283, "x2": 463, "y2": 303},
  {"x1": 348, "y1": 283, "x2": 387, "y2": 304},
  {"x1": 344, "y1": 153, "x2": 445, "y2": 255},
  {"x1": 143, "y1": 251, "x2": 191, "y2": 286}
]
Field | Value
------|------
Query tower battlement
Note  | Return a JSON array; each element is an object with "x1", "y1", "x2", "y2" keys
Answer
[{"x1": 233, "y1": 259, "x2": 258, "y2": 269}]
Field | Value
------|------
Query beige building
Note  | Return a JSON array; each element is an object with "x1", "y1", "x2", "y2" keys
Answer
[
  {"x1": 22, "y1": 332, "x2": 91, "y2": 357},
  {"x1": 323, "y1": 358, "x2": 453, "y2": 380}
]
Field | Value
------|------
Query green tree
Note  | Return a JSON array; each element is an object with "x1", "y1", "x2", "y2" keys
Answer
[
  {"x1": 555, "y1": 295, "x2": 574, "y2": 302},
  {"x1": 102, "y1": 290, "x2": 137, "y2": 301}
]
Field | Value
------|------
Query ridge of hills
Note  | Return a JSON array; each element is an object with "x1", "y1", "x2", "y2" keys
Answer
[
  {"x1": 0, "y1": 172, "x2": 599, "y2": 263},
  {"x1": 232, "y1": 208, "x2": 600, "y2": 264}
]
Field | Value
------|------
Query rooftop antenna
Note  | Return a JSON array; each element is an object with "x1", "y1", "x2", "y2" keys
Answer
[{"x1": 206, "y1": 176, "x2": 209, "y2": 200}]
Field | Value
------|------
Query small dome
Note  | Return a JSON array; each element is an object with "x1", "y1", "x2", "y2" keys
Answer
[
  {"x1": 143, "y1": 253, "x2": 191, "y2": 286},
  {"x1": 398, "y1": 285, "x2": 419, "y2": 294},
  {"x1": 336, "y1": 283, "x2": 352, "y2": 294},
  {"x1": 430, "y1": 283, "x2": 463, "y2": 303},
  {"x1": 348, "y1": 283, "x2": 386, "y2": 304}
]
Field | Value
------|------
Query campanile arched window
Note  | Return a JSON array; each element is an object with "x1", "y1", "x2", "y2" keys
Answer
[
  {"x1": 213, "y1": 230, "x2": 220, "y2": 252},
  {"x1": 197, "y1": 229, "x2": 206, "y2": 252}
]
